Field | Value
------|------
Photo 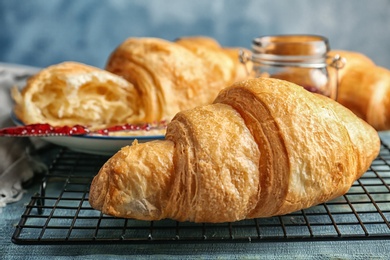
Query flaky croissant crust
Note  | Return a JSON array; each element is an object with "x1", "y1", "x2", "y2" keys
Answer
[{"x1": 89, "y1": 78, "x2": 380, "y2": 223}]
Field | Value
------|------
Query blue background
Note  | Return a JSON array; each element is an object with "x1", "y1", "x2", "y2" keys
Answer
[{"x1": 1, "y1": 0, "x2": 389, "y2": 69}]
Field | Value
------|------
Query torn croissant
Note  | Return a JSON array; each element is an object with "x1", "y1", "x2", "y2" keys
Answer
[
  {"x1": 11, "y1": 62, "x2": 144, "y2": 129},
  {"x1": 89, "y1": 78, "x2": 380, "y2": 223}
]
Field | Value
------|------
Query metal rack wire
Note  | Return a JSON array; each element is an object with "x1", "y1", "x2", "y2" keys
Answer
[{"x1": 12, "y1": 141, "x2": 390, "y2": 245}]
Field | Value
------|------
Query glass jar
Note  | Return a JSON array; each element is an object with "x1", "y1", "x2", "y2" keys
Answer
[{"x1": 241, "y1": 34, "x2": 344, "y2": 100}]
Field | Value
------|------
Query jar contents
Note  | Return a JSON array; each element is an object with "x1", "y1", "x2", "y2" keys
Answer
[{"x1": 249, "y1": 35, "x2": 338, "y2": 100}]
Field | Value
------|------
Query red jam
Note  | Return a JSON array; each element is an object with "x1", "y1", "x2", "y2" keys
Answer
[
  {"x1": 0, "y1": 121, "x2": 167, "y2": 137},
  {"x1": 0, "y1": 124, "x2": 88, "y2": 136}
]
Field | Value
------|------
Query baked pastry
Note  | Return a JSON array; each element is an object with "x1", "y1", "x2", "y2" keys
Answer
[
  {"x1": 12, "y1": 62, "x2": 144, "y2": 129},
  {"x1": 89, "y1": 78, "x2": 380, "y2": 223},
  {"x1": 329, "y1": 50, "x2": 375, "y2": 79},
  {"x1": 223, "y1": 47, "x2": 254, "y2": 82},
  {"x1": 175, "y1": 36, "x2": 252, "y2": 83},
  {"x1": 105, "y1": 37, "x2": 251, "y2": 123},
  {"x1": 329, "y1": 50, "x2": 390, "y2": 131},
  {"x1": 13, "y1": 36, "x2": 252, "y2": 129}
]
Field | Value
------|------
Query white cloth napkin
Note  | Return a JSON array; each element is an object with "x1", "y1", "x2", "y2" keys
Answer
[{"x1": 0, "y1": 63, "x2": 47, "y2": 207}]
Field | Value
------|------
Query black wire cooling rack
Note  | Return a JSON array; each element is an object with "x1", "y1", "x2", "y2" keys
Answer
[{"x1": 12, "y1": 141, "x2": 390, "y2": 245}]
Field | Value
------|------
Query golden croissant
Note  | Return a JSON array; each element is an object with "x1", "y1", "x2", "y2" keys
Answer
[
  {"x1": 106, "y1": 36, "x2": 251, "y2": 122},
  {"x1": 329, "y1": 50, "x2": 390, "y2": 131},
  {"x1": 89, "y1": 78, "x2": 380, "y2": 223}
]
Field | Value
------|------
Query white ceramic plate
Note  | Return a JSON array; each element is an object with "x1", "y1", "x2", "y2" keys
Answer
[{"x1": 11, "y1": 113, "x2": 165, "y2": 156}]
